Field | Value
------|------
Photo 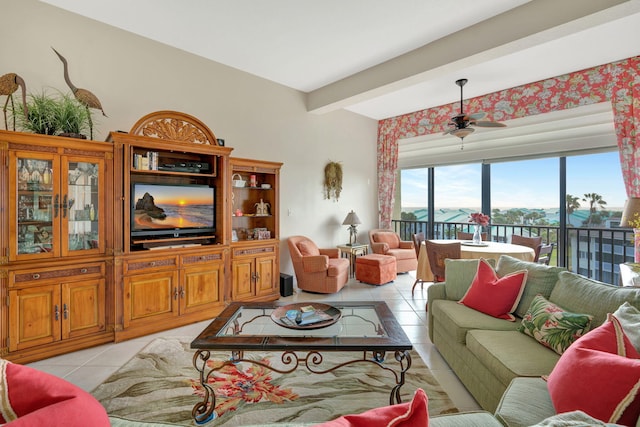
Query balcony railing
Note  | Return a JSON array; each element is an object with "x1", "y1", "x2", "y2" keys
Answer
[{"x1": 391, "y1": 219, "x2": 635, "y2": 286}]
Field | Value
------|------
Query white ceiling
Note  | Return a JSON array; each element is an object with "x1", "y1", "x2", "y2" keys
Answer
[{"x1": 39, "y1": 0, "x2": 640, "y2": 121}]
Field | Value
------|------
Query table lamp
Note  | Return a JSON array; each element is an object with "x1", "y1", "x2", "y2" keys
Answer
[{"x1": 342, "y1": 210, "x2": 362, "y2": 246}]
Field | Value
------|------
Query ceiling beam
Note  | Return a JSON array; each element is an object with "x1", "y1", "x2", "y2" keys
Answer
[{"x1": 306, "y1": 0, "x2": 634, "y2": 115}]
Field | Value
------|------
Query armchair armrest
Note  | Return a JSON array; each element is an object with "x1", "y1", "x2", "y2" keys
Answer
[
  {"x1": 319, "y1": 248, "x2": 339, "y2": 258},
  {"x1": 399, "y1": 241, "x2": 414, "y2": 250},
  {"x1": 302, "y1": 255, "x2": 329, "y2": 273},
  {"x1": 371, "y1": 242, "x2": 389, "y2": 254},
  {"x1": 427, "y1": 283, "x2": 447, "y2": 343}
]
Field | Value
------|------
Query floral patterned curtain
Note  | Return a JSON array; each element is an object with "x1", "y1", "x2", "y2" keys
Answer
[
  {"x1": 611, "y1": 57, "x2": 640, "y2": 197},
  {"x1": 377, "y1": 122, "x2": 399, "y2": 229},
  {"x1": 376, "y1": 55, "x2": 640, "y2": 225}
]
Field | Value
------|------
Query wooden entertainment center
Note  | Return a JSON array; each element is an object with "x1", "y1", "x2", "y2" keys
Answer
[{"x1": 0, "y1": 111, "x2": 282, "y2": 362}]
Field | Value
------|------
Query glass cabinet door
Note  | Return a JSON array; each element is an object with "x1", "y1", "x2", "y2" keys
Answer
[
  {"x1": 62, "y1": 158, "x2": 104, "y2": 256},
  {"x1": 10, "y1": 153, "x2": 60, "y2": 260}
]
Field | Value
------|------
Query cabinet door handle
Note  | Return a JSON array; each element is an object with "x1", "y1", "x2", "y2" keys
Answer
[
  {"x1": 255, "y1": 272, "x2": 260, "y2": 282},
  {"x1": 32, "y1": 273, "x2": 40, "y2": 280},
  {"x1": 54, "y1": 304, "x2": 59, "y2": 321},
  {"x1": 180, "y1": 287, "x2": 185, "y2": 298},
  {"x1": 62, "y1": 194, "x2": 68, "y2": 218},
  {"x1": 63, "y1": 303, "x2": 68, "y2": 320},
  {"x1": 174, "y1": 288, "x2": 179, "y2": 300},
  {"x1": 53, "y1": 194, "x2": 59, "y2": 218}
]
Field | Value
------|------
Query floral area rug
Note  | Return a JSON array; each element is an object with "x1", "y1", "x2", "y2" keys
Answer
[{"x1": 92, "y1": 337, "x2": 457, "y2": 426}]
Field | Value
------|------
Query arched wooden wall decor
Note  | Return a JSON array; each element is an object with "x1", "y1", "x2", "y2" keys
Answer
[{"x1": 129, "y1": 110, "x2": 218, "y2": 145}]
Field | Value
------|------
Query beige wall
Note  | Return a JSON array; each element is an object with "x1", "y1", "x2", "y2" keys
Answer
[{"x1": 1, "y1": 0, "x2": 379, "y2": 278}]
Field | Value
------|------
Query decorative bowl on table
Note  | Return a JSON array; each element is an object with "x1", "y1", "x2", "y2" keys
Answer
[{"x1": 271, "y1": 302, "x2": 341, "y2": 330}]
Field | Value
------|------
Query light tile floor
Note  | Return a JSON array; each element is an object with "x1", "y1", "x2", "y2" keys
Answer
[{"x1": 27, "y1": 271, "x2": 481, "y2": 413}]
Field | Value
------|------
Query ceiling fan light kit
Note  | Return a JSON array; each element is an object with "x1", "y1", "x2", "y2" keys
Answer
[
  {"x1": 444, "y1": 78, "x2": 506, "y2": 147},
  {"x1": 450, "y1": 127, "x2": 474, "y2": 139}
]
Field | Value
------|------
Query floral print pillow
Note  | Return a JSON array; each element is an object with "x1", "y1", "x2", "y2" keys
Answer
[{"x1": 518, "y1": 294, "x2": 593, "y2": 355}]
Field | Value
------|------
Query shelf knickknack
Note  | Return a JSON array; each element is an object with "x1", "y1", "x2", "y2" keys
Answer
[{"x1": 324, "y1": 161, "x2": 342, "y2": 202}]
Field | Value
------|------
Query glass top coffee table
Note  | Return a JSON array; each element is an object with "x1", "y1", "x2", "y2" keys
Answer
[{"x1": 190, "y1": 301, "x2": 412, "y2": 424}]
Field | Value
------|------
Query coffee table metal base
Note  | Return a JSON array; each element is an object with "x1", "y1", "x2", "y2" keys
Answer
[{"x1": 191, "y1": 348, "x2": 412, "y2": 424}]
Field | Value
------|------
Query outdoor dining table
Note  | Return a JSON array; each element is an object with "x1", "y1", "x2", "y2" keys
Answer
[{"x1": 416, "y1": 240, "x2": 536, "y2": 283}]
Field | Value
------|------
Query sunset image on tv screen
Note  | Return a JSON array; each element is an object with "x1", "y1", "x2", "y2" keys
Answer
[{"x1": 133, "y1": 184, "x2": 214, "y2": 230}]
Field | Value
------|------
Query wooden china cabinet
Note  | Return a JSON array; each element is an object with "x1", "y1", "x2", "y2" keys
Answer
[
  {"x1": 229, "y1": 157, "x2": 282, "y2": 301},
  {"x1": 0, "y1": 130, "x2": 114, "y2": 363}
]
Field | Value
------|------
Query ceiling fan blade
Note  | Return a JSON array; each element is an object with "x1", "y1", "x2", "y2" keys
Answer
[
  {"x1": 472, "y1": 120, "x2": 507, "y2": 128},
  {"x1": 467, "y1": 112, "x2": 486, "y2": 120}
]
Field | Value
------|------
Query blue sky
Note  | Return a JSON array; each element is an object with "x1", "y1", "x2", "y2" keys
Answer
[{"x1": 401, "y1": 151, "x2": 626, "y2": 210}]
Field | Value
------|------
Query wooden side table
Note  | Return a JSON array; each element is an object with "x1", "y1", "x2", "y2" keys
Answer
[{"x1": 337, "y1": 244, "x2": 369, "y2": 278}]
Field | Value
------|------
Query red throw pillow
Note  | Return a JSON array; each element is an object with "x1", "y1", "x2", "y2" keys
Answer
[
  {"x1": 0, "y1": 359, "x2": 110, "y2": 426},
  {"x1": 458, "y1": 258, "x2": 527, "y2": 321},
  {"x1": 312, "y1": 388, "x2": 429, "y2": 427},
  {"x1": 546, "y1": 314, "x2": 640, "y2": 426}
]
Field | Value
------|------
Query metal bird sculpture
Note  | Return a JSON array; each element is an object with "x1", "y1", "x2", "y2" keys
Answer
[
  {"x1": 0, "y1": 73, "x2": 28, "y2": 131},
  {"x1": 51, "y1": 47, "x2": 107, "y2": 139}
]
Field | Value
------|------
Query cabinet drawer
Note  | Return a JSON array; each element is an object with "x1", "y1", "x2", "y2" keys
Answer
[
  {"x1": 10, "y1": 262, "x2": 105, "y2": 287},
  {"x1": 232, "y1": 244, "x2": 276, "y2": 259},
  {"x1": 124, "y1": 256, "x2": 178, "y2": 274},
  {"x1": 181, "y1": 252, "x2": 223, "y2": 266}
]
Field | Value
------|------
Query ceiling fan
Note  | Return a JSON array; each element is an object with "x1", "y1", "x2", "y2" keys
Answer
[{"x1": 443, "y1": 78, "x2": 506, "y2": 142}]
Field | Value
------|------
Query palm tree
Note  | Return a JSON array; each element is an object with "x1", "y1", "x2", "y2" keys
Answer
[
  {"x1": 582, "y1": 193, "x2": 607, "y2": 226},
  {"x1": 566, "y1": 194, "x2": 581, "y2": 226}
]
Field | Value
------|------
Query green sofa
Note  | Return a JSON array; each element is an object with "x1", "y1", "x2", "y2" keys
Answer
[{"x1": 427, "y1": 255, "x2": 640, "y2": 425}]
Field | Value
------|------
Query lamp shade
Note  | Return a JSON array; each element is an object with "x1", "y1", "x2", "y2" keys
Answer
[
  {"x1": 620, "y1": 197, "x2": 640, "y2": 227},
  {"x1": 342, "y1": 210, "x2": 361, "y2": 226}
]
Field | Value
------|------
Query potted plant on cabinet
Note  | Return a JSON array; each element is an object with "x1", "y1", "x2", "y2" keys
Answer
[
  {"x1": 12, "y1": 90, "x2": 91, "y2": 139},
  {"x1": 14, "y1": 91, "x2": 58, "y2": 135},
  {"x1": 55, "y1": 92, "x2": 89, "y2": 139}
]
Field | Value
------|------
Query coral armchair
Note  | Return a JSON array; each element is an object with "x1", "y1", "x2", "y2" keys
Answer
[
  {"x1": 287, "y1": 236, "x2": 349, "y2": 294},
  {"x1": 368, "y1": 229, "x2": 418, "y2": 273}
]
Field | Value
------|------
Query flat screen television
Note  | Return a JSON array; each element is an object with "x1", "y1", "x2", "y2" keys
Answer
[{"x1": 131, "y1": 182, "x2": 215, "y2": 238}]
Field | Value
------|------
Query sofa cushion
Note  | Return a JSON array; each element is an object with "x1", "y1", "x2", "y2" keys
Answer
[
  {"x1": 614, "y1": 302, "x2": 640, "y2": 353},
  {"x1": 431, "y1": 300, "x2": 518, "y2": 345},
  {"x1": 372, "y1": 232, "x2": 399, "y2": 248},
  {"x1": 443, "y1": 258, "x2": 496, "y2": 301},
  {"x1": 495, "y1": 377, "x2": 556, "y2": 427},
  {"x1": 518, "y1": 294, "x2": 593, "y2": 355},
  {"x1": 430, "y1": 412, "x2": 503, "y2": 427},
  {"x1": 550, "y1": 271, "x2": 640, "y2": 328},
  {"x1": 297, "y1": 240, "x2": 320, "y2": 256},
  {"x1": 459, "y1": 258, "x2": 527, "y2": 321},
  {"x1": 466, "y1": 330, "x2": 559, "y2": 386},
  {"x1": 387, "y1": 248, "x2": 415, "y2": 261},
  {"x1": 495, "y1": 255, "x2": 565, "y2": 319},
  {"x1": 327, "y1": 258, "x2": 349, "y2": 277},
  {"x1": 546, "y1": 314, "x2": 640, "y2": 426},
  {"x1": 530, "y1": 411, "x2": 627, "y2": 427}
]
